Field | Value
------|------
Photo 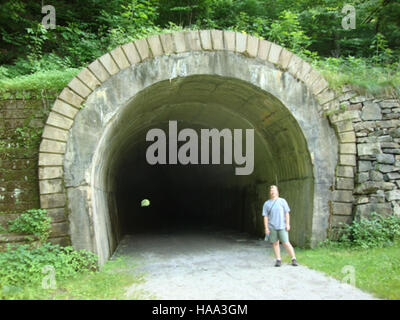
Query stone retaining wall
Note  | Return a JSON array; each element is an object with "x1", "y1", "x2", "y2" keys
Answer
[
  {"x1": 0, "y1": 91, "x2": 70, "y2": 248},
  {"x1": 328, "y1": 87, "x2": 400, "y2": 237}
]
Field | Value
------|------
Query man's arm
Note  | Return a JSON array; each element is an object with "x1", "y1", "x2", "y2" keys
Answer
[
  {"x1": 264, "y1": 216, "x2": 269, "y2": 234},
  {"x1": 285, "y1": 212, "x2": 290, "y2": 231}
]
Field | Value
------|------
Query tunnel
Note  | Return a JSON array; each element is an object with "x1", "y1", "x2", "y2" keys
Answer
[
  {"x1": 92, "y1": 74, "x2": 314, "y2": 257},
  {"x1": 60, "y1": 48, "x2": 338, "y2": 265}
]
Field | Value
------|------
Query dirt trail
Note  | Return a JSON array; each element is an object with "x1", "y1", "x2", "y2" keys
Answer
[{"x1": 116, "y1": 229, "x2": 378, "y2": 300}]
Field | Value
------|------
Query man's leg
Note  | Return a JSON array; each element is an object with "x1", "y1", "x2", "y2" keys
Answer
[
  {"x1": 282, "y1": 241, "x2": 295, "y2": 259},
  {"x1": 272, "y1": 240, "x2": 281, "y2": 260}
]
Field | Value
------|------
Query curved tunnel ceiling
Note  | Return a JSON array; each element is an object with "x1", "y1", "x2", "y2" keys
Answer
[
  {"x1": 101, "y1": 75, "x2": 313, "y2": 192},
  {"x1": 93, "y1": 75, "x2": 314, "y2": 251}
]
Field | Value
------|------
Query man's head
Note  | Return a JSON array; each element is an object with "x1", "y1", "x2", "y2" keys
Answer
[{"x1": 269, "y1": 185, "x2": 279, "y2": 199}]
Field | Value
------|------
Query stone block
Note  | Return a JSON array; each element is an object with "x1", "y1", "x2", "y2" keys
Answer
[
  {"x1": 279, "y1": 48, "x2": 293, "y2": 70},
  {"x1": 267, "y1": 43, "x2": 282, "y2": 65},
  {"x1": 331, "y1": 214, "x2": 353, "y2": 227},
  {"x1": 39, "y1": 139, "x2": 66, "y2": 154},
  {"x1": 223, "y1": 30, "x2": 235, "y2": 51},
  {"x1": 354, "y1": 181, "x2": 395, "y2": 194},
  {"x1": 257, "y1": 39, "x2": 271, "y2": 60},
  {"x1": 357, "y1": 142, "x2": 381, "y2": 156},
  {"x1": 377, "y1": 164, "x2": 400, "y2": 173},
  {"x1": 211, "y1": 30, "x2": 224, "y2": 50},
  {"x1": 385, "y1": 190, "x2": 400, "y2": 201},
  {"x1": 98, "y1": 53, "x2": 119, "y2": 76},
  {"x1": 370, "y1": 170, "x2": 384, "y2": 181},
  {"x1": 316, "y1": 88, "x2": 336, "y2": 105},
  {"x1": 333, "y1": 190, "x2": 354, "y2": 203},
  {"x1": 334, "y1": 120, "x2": 353, "y2": 133},
  {"x1": 339, "y1": 154, "x2": 356, "y2": 166},
  {"x1": 68, "y1": 77, "x2": 91, "y2": 99},
  {"x1": 339, "y1": 131, "x2": 356, "y2": 143},
  {"x1": 199, "y1": 30, "x2": 212, "y2": 50},
  {"x1": 46, "y1": 207, "x2": 67, "y2": 223},
  {"x1": 310, "y1": 75, "x2": 328, "y2": 96},
  {"x1": 336, "y1": 177, "x2": 354, "y2": 190},
  {"x1": 87, "y1": 59, "x2": 110, "y2": 83},
  {"x1": 184, "y1": 31, "x2": 202, "y2": 51},
  {"x1": 46, "y1": 112, "x2": 74, "y2": 130},
  {"x1": 361, "y1": 101, "x2": 382, "y2": 120},
  {"x1": 173, "y1": 31, "x2": 186, "y2": 53},
  {"x1": 39, "y1": 153, "x2": 64, "y2": 166},
  {"x1": 376, "y1": 153, "x2": 395, "y2": 164},
  {"x1": 329, "y1": 110, "x2": 361, "y2": 123},
  {"x1": 110, "y1": 46, "x2": 130, "y2": 70},
  {"x1": 40, "y1": 193, "x2": 66, "y2": 209},
  {"x1": 134, "y1": 38, "x2": 151, "y2": 59},
  {"x1": 39, "y1": 179, "x2": 64, "y2": 194},
  {"x1": 356, "y1": 172, "x2": 369, "y2": 183},
  {"x1": 52, "y1": 99, "x2": 79, "y2": 119},
  {"x1": 121, "y1": 42, "x2": 141, "y2": 64},
  {"x1": 339, "y1": 143, "x2": 356, "y2": 154},
  {"x1": 76, "y1": 68, "x2": 101, "y2": 91},
  {"x1": 385, "y1": 172, "x2": 400, "y2": 180},
  {"x1": 146, "y1": 34, "x2": 164, "y2": 57},
  {"x1": 331, "y1": 202, "x2": 353, "y2": 215},
  {"x1": 336, "y1": 165, "x2": 354, "y2": 178},
  {"x1": 42, "y1": 125, "x2": 69, "y2": 142},
  {"x1": 376, "y1": 120, "x2": 400, "y2": 128},
  {"x1": 39, "y1": 166, "x2": 63, "y2": 180},
  {"x1": 235, "y1": 32, "x2": 247, "y2": 53},
  {"x1": 50, "y1": 222, "x2": 69, "y2": 237},
  {"x1": 246, "y1": 35, "x2": 259, "y2": 58},
  {"x1": 355, "y1": 203, "x2": 392, "y2": 219},
  {"x1": 287, "y1": 54, "x2": 303, "y2": 79},
  {"x1": 303, "y1": 69, "x2": 320, "y2": 88}
]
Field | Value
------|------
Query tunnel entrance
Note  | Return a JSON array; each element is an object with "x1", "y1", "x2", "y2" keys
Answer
[
  {"x1": 98, "y1": 75, "x2": 314, "y2": 255},
  {"x1": 60, "y1": 48, "x2": 338, "y2": 264}
]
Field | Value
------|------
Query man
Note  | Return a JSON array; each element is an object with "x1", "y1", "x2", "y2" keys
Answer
[{"x1": 262, "y1": 185, "x2": 298, "y2": 267}]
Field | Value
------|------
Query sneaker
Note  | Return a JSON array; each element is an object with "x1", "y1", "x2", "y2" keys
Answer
[
  {"x1": 291, "y1": 258, "x2": 299, "y2": 266},
  {"x1": 275, "y1": 260, "x2": 281, "y2": 267}
]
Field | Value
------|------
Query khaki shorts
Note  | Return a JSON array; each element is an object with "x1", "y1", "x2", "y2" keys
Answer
[{"x1": 269, "y1": 228, "x2": 289, "y2": 243}]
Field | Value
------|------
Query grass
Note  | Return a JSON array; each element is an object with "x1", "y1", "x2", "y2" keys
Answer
[
  {"x1": 1, "y1": 255, "x2": 148, "y2": 300},
  {"x1": 313, "y1": 57, "x2": 400, "y2": 98},
  {"x1": 283, "y1": 241, "x2": 400, "y2": 300},
  {"x1": 0, "y1": 68, "x2": 79, "y2": 95}
]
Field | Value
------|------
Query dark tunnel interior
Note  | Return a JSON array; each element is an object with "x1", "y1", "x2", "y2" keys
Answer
[{"x1": 95, "y1": 75, "x2": 314, "y2": 254}]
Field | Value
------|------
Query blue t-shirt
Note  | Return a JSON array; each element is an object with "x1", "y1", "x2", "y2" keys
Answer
[{"x1": 262, "y1": 197, "x2": 290, "y2": 230}]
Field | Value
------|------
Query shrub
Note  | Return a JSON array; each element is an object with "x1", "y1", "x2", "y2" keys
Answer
[
  {"x1": 0, "y1": 242, "x2": 98, "y2": 294},
  {"x1": 7, "y1": 209, "x2": 51, "y2": 243},
  {"x1": 327, "y1": 212, "x2": 400, "y2": 249}
]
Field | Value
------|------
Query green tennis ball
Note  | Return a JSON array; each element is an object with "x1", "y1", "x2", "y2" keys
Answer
[{"x1": 141, "y1": 199, "x2": 150, "y2": 207}]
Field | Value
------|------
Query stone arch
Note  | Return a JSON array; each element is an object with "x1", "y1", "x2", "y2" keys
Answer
[{"x1": 38, "y1": 30, "x2": 350, "y2": 264}]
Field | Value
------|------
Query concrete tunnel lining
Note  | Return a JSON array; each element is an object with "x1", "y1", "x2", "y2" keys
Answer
[{"x1": 63, "y1": 51, "x2": 338, "y2": 264}]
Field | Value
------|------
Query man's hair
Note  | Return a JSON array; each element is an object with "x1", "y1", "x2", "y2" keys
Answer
[{"x1": 269, "y1": 185, "x2": 278, "y2": 190}]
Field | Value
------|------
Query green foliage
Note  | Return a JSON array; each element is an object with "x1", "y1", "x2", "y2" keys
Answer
[
  {"x1": 7, "y1": 209, "x2": 51, "y2": 243},
  {"x1": 313, "y1": 56, "x2": 400, "y2": 97},
  {"x1": 0, "y1": 242, "x2": 98, "y2": 297},
  {"x1": 0, "y1": 68, "x2": 79, "y2": 92},
  {"x1": 268, "y1": 10, "x2": 313, "y2": 58},
  {"x1": 325, "y1": 212, "x2": 400, "y2": 249}
]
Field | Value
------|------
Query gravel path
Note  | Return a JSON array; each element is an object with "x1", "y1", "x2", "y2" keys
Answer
[{"x1": 116, "y1": 228, "x2": 378, "y2": 300}]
